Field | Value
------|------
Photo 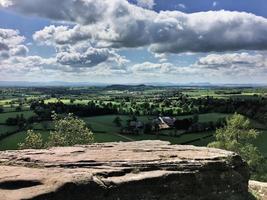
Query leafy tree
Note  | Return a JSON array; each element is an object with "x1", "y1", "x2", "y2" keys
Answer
[
  {"x1": 19, "y1": 113, "x2": 94, "y2": 149},
  {"x1": 208, "y1": 114, "x2": 266, "y2": 180},
  {"x1": 113, "y1": 116, "x2": 122, "y2": 127},
  {"x1": 47, "y1": 113, "x2": 94, "y2": 147},
  {"x1": 19, "y1": 130, "x2": 44, "y2": 149}
]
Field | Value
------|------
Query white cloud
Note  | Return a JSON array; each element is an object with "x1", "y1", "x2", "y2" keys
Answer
[
  {"x1": 193, "y1": 52, "x2": 267, "y2": 78},
  {"x1": 154, "y1": 53, "x2": 168, "y2": 62},
  {"x1": 9, "y1": 0, "x2": 267, "y2": 54},
  {"x1": 131, "y1": 62, "x2": 176, "y2": 74},
  {"x1": 33, "y1": 25, "x2": 92, "y2": 46},
  {"x1": 33, "y1": 25, "x2": 129, "y2": 68},
  {"x1": 0, "y1": 28, "x2": 121, "y2": 79},
  {"x1": 197, "y1": 52, "x2": 267, "y2": 68},
  {"x1": 130, "y1": 52, "x2": 267, "y2": 79},
  {"x1": 2, "y1": 0, "x2": 267, "y2": 83},
  {"x1": 177, "y1": 4, "x2": 186, "y2": 9},
  {"x1": 0, "y1": 0, "x2": 12, "y2": 7},
  {"x1": 136, "y1": 0, "x2": 155, "y2": 9},
  {"x1": 56, "y1": 47, "x2": 127, "y2": 68},
  {"x1": 0, "y1": 28, "x2": 28, "y2": 59}
]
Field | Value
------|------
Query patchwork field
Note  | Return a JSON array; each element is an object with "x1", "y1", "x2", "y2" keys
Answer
[
  {"x1": 0, "y1": 110, "x2": 36, "y2": 123},
  {"x1": 1, "y1": 87, "x2": 267, "y2": 163},
  {"x1": 1, "y1": 112, "x2": 266, "y2": 158}
]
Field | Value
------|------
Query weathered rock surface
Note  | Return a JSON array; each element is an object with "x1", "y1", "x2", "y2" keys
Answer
[
  {"x1": 0, "y1": 140, "x2": 249, "y2": 200},
  {"x1": 249, "y1": 181, "x2": 267, "y2": 199}
]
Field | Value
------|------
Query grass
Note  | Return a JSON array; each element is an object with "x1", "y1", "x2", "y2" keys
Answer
[
  {"x1": 0, "y1": 130, "x2": 128, "y2": 150},
  {"x1": 0, "y1": 125, "x2": 19, "y2": 135},
  {"x1": 127, "y1": 131, "x2": 213, "y2": 145},
  {"x1": 176, "y1": 113, "x2": 231, "y2": 123},
  {"x1": 253, "y1": 130, "x2": 267, "y2": 157},
  {"x1": 32, "y1": 121, "x2": 54, "y2": 130},
  {"x1": 83, "y1": 115, "x2": 152, "y2": 134},
  {"x1": 0, "y1": 112, "x2": 266, "y2": 157},
  {"x1": 0, "y1": 110, "x2": 36, "y2": 123},
  {"x1": 94, "y1": 132, "x2": 129, "y2": 143},
  {"x1": 0, "y1": 130, "x2": 50, "y2": 150}
]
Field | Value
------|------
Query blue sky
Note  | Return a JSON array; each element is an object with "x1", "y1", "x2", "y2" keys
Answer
[{"x1": 0, "y1": 0, "x2": 267, "y2": 84}]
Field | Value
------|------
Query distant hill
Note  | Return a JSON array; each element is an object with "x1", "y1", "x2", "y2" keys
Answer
[
  {"x1": 0, "y1": 81, "x2": 108, "y2": 87},
  {"x1": 105, "y1": 84, "x2": 155, "y2": 91},
  {"x1": 0, "y1": 81, "x2": 266, "y2": 88}
]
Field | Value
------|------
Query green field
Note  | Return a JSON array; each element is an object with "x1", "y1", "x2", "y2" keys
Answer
[
  {"x1": 0, "y1": 125, "x2": 19, "y2": 135},
  {"x1": 0, "y1": 110, "x2": 36, "y2": 123},
  {"x1": 1, "y1": 111, "x2": 266, "y2": 157},
  {"x1": 253, "y1": 130, "x2": 267, "y2": 157},
  {"x1": 0, "y1": 130, "x2": 131, "y2": 150},
  {"x1": 0, "y1": 130, "x2": 49, "y2": 150},
  {"x1": 83, "y1": 115, "x2": 152, "y2": 133},
  {"x1": 176, "y1": 113, "x2": 231, "y2": 122}
]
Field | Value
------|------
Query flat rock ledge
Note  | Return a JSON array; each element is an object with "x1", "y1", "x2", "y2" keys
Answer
[
  {"x1": 249, "y1": 181, "x2": 267, "y2": 199},
  {"x1": 0, "y1": 140, "x2": 249, "y2": 200}
]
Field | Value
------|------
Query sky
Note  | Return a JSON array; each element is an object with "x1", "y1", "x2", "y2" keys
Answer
[{"x1": 0, "y1": 0, "x2": 267, "y2": 84}]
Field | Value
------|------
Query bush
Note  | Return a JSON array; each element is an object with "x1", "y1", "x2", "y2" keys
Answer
[
  {"x1": 19, "y1": 113, "x2": 94, "y2": 149},
  {"x1": 19, "y1": 130, "x2": 44, "y2": 149},
  {"x1": 208, "y1": 113, "x2": 266, "y2": 181}
]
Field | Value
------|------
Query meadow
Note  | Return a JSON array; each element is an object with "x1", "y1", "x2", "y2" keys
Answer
[{"x1": 0, "y1": 86, "x2": 267, "y2": 158}]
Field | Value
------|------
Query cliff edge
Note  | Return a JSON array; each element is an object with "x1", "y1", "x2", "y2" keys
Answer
[{"x1": 0, "y1": 140, "x2": 250, "y2": 200}]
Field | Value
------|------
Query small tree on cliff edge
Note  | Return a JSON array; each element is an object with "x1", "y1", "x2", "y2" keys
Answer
[
  {"x1": 19, "y1": 130, "x2": 43, "y2": 149},
  {"x1": 208, "y1": 113, "x2": 266, "y2": 180},
  {"x1": 19, "y1": 113, "x2": 94, "y2": 149}
]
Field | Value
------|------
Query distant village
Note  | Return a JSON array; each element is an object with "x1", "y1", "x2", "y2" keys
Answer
[{"x1": 118, "y1": 115, "x2": 225, "y2": 135}]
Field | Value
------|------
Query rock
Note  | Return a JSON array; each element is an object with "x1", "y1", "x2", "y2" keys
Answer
[
  {"x1": 249, "y1": 180, "x2": 267, "y2": 199},
  {"x1": 0, "y1": 140, "x2": 249, "y2": 200}
]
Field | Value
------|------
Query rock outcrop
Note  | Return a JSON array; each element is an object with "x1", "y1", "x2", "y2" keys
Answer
[
  {"x1": 249, "y1": 180, "x2": 267, "y2": 199},
  {"x1": 0, "y1": 140, "x2": 250, "y2": 200}
]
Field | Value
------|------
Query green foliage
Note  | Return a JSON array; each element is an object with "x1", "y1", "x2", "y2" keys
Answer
[
  {"x1": 19, "y1": 113, "x2": 94, "y2": 149},
  {"x1": 18, "y1": 130, "x2": 44, "y2": 149},
  {"x1": 208, "y1": 113, "x2": 266, "y2": 181},
  {"x1": 47, "y1": 113, "x2": 94, "y2": 147},
  {"x1": 113, "y1": 116, "x2": 122, "y2": 127}
]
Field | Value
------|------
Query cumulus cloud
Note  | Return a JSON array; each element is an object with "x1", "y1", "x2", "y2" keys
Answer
[
  {"x1": 2, "y1": 0, "x2": 267, "y2": 82},
  {"x1": 131, "y1": 62, "x2": 176, "y2": 74},
  {"x1": 0, "y1": 28, "x2": 28, "y2": 59},
  {"x1": 5, "y1": 0, "x2": 266, "y2": 54},
  {"x1": 197, "y1": 52, "x2": 267, "y2": 69},
  {"x1": 56, "y1": 47, "x2": 126, "y2": 68},
  {"x1": 136, "y1": 0, "x2": 155, "y2": 9},
  {"x1": 131, "y1": 52, "x2": 267, "y2": 78},
  {"x1": 0, "y1": 0, "x2": 109, "y2": 25},
  {"x1": 192, "y1": 52, "x2": 267, "y2": 78},
  {"x1": 33, "y1": 25, "x2": 92, "y2": 46}
]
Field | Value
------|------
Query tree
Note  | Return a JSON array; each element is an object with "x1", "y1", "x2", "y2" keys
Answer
[
  {"x1": 208, "y1": 114, "x2": 265, "y2": 179},
  {"x1": 19, "y1": 113, "x2": 94, "y2": 149},
  {"x1": 47, "y1": 113, "x2": 94, "y2": 147},
  {"x1": 113, "y1": 116, "x2": 122, "y2": 127},
  {"x1": 18, "y1": 130, "x2": 44, "y2": 149}
]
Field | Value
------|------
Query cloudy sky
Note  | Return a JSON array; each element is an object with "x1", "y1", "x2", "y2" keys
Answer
[{"x1": 0, "y1": 0, "x2": 267, "y2": 84}]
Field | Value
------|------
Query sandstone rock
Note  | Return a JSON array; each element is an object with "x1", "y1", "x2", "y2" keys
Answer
[
  {"x1": 249, "y1": 180, "x2": 267, "y2": 200},
  {"x1": 0, "y1": 140, "x2": 249, "y2": 200}
]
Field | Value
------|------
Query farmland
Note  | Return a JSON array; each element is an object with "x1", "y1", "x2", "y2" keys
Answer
[{"x1": 0, "y1": 85, "x2": 267, "y2": 158}]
